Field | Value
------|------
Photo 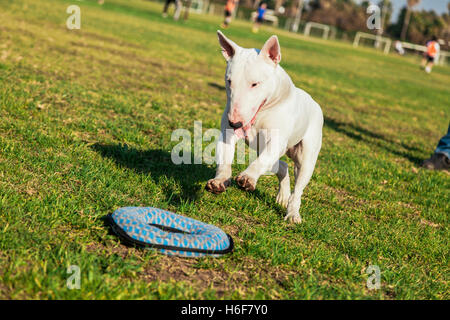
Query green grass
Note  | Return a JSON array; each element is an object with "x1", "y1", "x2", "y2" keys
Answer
[{"x1": 0, "y1": 0, "x2": 449, "y2": 299}]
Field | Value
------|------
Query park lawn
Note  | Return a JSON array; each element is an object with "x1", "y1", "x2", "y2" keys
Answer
[{"x1": 0, "y1": 0, "x2": 448, "y2": 299}]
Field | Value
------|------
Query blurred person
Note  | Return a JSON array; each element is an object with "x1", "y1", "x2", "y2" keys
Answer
[
  {"x1": 421, "y1": 125, "x2": 450, "y2": 171},
  {"x1": 221, "y1": 0, "x2": 239, "y2": 29},
  {"x1": 394, "y1": 40, "x2": 405, "y2": 55},
  {"x1": 162, "y1": 0, "x2": 181, "y2": 20},
  {"x1": 252, "y1": 2, "x2": 267, "y2": 33},
  {"x1": 421, "y1": 36, "x2": 440, "y2": 74}
]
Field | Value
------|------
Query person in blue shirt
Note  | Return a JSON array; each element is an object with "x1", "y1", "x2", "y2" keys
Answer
[{"x1": 252, "y1": 2, "x2": 267, "y2": 33}]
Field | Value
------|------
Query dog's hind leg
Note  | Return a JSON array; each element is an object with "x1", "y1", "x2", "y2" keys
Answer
[
  {"x1": 285, "y1": 135, "x2": 321, "y2": 223},
  {"x1": 271, "y1": 160, "x2": 290, "y2": 208}
]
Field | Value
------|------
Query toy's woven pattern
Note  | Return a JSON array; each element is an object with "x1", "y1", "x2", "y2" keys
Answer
[{"x1": 110, "y1": 207, "x2": 232, "y2": 257}]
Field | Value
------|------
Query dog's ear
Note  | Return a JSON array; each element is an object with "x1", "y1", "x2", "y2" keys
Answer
[
  {"x1": 260, "y1": 35, "x2": 281, "y2": 66},
  {"x1": 217, "y1": 30, "x2": 238, "y2": 61}
]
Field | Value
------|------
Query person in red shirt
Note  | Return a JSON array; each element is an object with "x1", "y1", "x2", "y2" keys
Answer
[
  {"x1": 221, "y1": 0, "x2": 239, "y2": 28},
  {"x1": 421, "y1": 35, "x2": 440, "y2": 73}
]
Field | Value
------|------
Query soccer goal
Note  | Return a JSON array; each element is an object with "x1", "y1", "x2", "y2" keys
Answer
[
  {"x1": 250, "y1": 9, "x2": 279, "y2": 27},
  {"x1": 175, "y1": 0, "x2": 208, "y2": 20},
  {"x1": 436, "y1": 51, "x2": 450, "y2": 66},
  {"x1": 188, "y1": 0, "x2": 207, "y2": 14},
  {"x1": 303, "y1": 22, "x2": 336, "y2": 40},
  {"x1": 353, "y1": 32, "x2": 392, "y2": 55}
]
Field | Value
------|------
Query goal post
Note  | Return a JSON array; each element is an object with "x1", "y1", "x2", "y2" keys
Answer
[
  {"x1": 436, "y1": 52, "x2": 449, "y2": 66},
  {"x1": 353, "y1": 32, "x2": 391, "y2": 55},
  {"x1": 187, "y1": 0, "x2": 207, "y2": 14},
  {"x1": 304, "y1": 22, "x2": 336, "y2": 40}
]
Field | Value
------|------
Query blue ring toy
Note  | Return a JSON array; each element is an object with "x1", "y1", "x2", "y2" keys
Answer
[{"x1": 108, "y1": 207, "x2": 233, "y2": 257}]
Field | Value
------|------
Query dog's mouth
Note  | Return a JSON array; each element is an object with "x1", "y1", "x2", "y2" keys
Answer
[{"x1": 234, "y1": 98, "x2": 267, "y2": 139}]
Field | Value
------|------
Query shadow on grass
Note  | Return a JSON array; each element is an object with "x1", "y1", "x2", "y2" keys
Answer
[
  {"x1": 208, "y1": 82, "x2": 226, "y2": 91},
  {"x1": 324, "y1": 116, "x2": 424, "y2": 164},
  {"x1": 91, "y1": 143, "x2": 215, "y2": 205}
]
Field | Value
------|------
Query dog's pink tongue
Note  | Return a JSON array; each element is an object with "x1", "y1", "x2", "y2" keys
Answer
[
  {"x1": 234, "y1": 124, "x2": 252, "y2": 139},
  {"x1": 234, "y1": 128, "x2": 245, "y2": 139}
]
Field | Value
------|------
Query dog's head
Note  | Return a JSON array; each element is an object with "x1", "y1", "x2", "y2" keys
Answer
[{"x1": 217, "y1": 31, "x2": 282, "y2": 138}]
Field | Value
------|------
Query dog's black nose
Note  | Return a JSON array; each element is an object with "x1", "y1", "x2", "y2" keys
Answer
[{"x1": 229, "y1": 120, "x2": 243, "y2": 129}]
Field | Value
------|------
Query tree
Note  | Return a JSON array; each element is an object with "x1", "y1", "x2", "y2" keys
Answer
[
  {"x1": 274, "y1": 0, "x2": 284, "y2": 12},
  {"x1": 378, "y1": 0, "x2": 393, "y2": 32},
  {"x1": 304, "y1": 0, "x2": 368, "y2": 32},
  {"x1": 400, "y1": 0, "x2": 421, "y2": 40},
  {"x1": 388, "y1": 7, "x2": 446, "y2": 44},
  {"x1": 290, "y1": 0, "x2": 305, "y2": 32}
]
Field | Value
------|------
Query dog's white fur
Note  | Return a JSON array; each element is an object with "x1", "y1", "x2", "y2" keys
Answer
[{"x1": 205, "y1": 31, "x2": 323, "y2": 223}]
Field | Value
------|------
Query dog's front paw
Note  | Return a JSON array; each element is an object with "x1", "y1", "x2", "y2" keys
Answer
[
  {"x1": 235, "y1": 174, "x2": 256, "y2": 191},
  {"x1": 284, "y1": 211, "x2": 302, "y2": 224},
  {"x1": 205, "y1": 178, "x2": 230, "y2": 194},
  {"x1": 276, "y1": 190, "x2": 290, "y2": 208}
]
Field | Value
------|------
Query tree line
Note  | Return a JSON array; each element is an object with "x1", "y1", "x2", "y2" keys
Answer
[{"x1": 233, "y1": 0, "x2": 450, "y2": 47}]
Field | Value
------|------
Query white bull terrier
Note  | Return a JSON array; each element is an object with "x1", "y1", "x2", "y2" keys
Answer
[{"x1": 205, "y1": 31, "x2": 323, "y2": 223}]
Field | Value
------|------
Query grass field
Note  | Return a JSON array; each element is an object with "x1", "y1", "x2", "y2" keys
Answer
[{"x1": 0, "y1": 0, "x2": 449, "y2": 299}]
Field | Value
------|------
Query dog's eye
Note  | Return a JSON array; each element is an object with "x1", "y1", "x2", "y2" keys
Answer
[{"x1": 251, "y1": 83, "x2": 259, "y2": 88}]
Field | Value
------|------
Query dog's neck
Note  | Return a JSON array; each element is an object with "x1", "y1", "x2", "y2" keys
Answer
[{"x1": 263, "y1": 66, "x2": 295, "y2": 111}]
